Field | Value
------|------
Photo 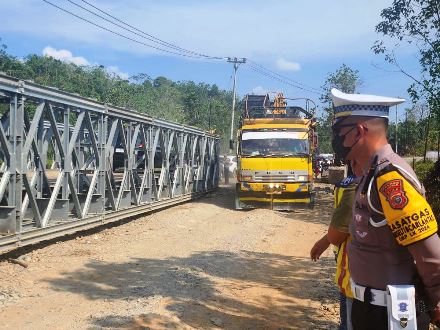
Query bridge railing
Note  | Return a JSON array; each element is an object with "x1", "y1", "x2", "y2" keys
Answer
[{"x1": 0, "y1": 73, "x2": 219, "y2": 252}]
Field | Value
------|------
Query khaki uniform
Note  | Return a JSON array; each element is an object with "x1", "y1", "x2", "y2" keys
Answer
[{"x1": 348, "y1": 144, "x2": 440, "y2": 313}]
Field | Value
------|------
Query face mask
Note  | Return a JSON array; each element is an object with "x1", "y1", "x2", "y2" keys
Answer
[{"x1": 331, "y1": 125, "x2": 358, "y2": 160}]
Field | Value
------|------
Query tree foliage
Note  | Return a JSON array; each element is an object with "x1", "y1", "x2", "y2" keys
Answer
[
  {"x1": 373, "y1": 0, "x2": 440, "y2": 120},
  {"x1": 387, "y1": 104, "x2": 440, "y2": 156},
  {"x1": 317, "y1": 64, "x2": 362, "y2": 153},
  {"x1": 0, "y1": 40, "x2": 235, "y2": 152},
  {"x1": 373, "y1": 1, "x2": 440, "y2": 218}
]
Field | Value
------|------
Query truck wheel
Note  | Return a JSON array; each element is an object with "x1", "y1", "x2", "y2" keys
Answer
[
  {"x1": 235, "y1": 183, "x2": 242, "y2": 210},
  {"x1": 235, "y1": 195, "x2": 243, "y2": 210}
]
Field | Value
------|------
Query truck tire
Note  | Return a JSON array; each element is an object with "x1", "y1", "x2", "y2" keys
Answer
[
  {"x1": 235, "y1": 195, "x2": 243, "y2": 210},
  {"x1": 235, "y1": 183, "x2": 243, "y2": 210}
]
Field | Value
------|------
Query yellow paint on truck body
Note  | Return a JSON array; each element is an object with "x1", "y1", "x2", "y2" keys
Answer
[
  {"x1": 239, "y1": 182, "x2": 310, "y2": 193},
  {"x1": 236, "y1": 118, "x2": 315, "y2": 210},
  {"x1": 242, "y1": 117, "x2": 311, "y2": 127},
  {"x1": 240, "y1": 157, "x2": 310, "y2": 172},
  {"x1": 239, "y1": 197, "x2": 311, "y2": 203}
]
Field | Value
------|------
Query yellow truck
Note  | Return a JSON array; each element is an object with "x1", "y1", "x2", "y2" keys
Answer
[{"x1": 235, "y1": 93, "x2": 317, "y2": 210}]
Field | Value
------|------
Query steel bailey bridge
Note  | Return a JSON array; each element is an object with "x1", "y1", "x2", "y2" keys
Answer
[{"x1": 0, "y1": 73, "x2": 220, "y2": 253}]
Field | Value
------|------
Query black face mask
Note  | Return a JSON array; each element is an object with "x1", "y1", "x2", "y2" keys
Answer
[{"x1": 331, "y1": 125, "x2": 358, "y2": 160}]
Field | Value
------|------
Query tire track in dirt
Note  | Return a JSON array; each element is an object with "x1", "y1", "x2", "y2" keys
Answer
[{"x1": 0, "y1": 184, "x2": 339, "y2": 329}]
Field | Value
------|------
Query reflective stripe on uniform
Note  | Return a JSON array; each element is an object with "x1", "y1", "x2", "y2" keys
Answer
[
  {"x1": 335, "y1": 238, "x2": 353, "y2": 298},
  {"x1": 333, "y1": 186, "x2": 353, "y2": 298}
]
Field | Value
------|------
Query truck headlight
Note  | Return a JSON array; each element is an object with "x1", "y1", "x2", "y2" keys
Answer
[
  {"x1": 241, "y1": 175, "x2": 253, "y2": 181},
  {"x1": 297, "y1": 175, "x2": 307, "y2": 181},
  {"x1": 263, "y1": 183, "x2": 285, "y2": 193}
]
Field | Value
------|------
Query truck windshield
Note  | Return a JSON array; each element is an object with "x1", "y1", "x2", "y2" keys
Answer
[{"x1": 241, "y1": 131, "x2": 309, "y2": 157}]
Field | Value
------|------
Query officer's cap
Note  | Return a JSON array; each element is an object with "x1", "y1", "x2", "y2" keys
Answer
[{"x1": 331, "y1": 88, "x2": 405, "y2": 122}]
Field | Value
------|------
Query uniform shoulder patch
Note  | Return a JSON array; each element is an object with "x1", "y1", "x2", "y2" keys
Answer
[
  {"x1": 379, "y1": 178, "x2": 408, "y2": 210},
  {"x1": 376, "y1": 170, "x2": 438, "y2": 246}
]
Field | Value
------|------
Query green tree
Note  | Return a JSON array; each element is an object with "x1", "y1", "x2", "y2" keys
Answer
[
  {"x1": 373, "y1": 2, "x2": 440, "y2": 220},
  {"x1": 0, "y1": 39, "x2": 236, "y2": 153},
  {"x1": 318, "y1": 64, "x2": 362, "y2": 154},
  {"x1": 373, "y1": 0, "x2": 440, "y2": 121},
  {"x1": 388, "y1": 107, "x2": 422, "y2": 155}
]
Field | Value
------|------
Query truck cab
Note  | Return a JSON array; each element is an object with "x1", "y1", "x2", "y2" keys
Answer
[{"x1": 235, "y1": 93, "x2": 317, "y2": 210}]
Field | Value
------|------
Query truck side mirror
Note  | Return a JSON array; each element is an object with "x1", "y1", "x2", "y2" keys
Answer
[{"x1": 229, "y1": 139, "x2": 235, "y2": 150}]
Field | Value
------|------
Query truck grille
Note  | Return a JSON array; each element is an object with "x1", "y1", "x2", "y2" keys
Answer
[{"x1": 254, "y1": 175, "x2": 296, "y2": 182}]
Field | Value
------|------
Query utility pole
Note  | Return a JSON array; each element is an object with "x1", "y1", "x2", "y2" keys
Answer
[
  {"x1": 395, "y1": 103, "x2": 398, "y2": 154},
  {"x1": 423, "y1": 109, "x2": 431, "y2": 162},
  {"x1": 405, "y1": 109, "x2": 408, "y2": 155},
  {"x1": 227, "y1": 57, "x2": 246, "y2": 151},
  {"x1": 208, "y1": 101, "x2": 212, "y2": 131}
]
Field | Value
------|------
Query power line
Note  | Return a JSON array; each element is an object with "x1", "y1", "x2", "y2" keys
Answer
[
  {"x1": 42, "y1": 0, "x2": 224, "y2": 60},
  {"x1": 248, "y1": 62, "x2": 322, "y2": 94},
  {"x1": 227, "y1": 57, "x2": 246, "y2": 148},
  {"x1": 73, "y1": 0, "x2": 223, "y2": 60},
  {"x1": 247, "y1": 59, "x2": 322, "y2": 93},
  {"x1": 248, "y1": 64, "x2": 316, "y2": 94},
  {"x1": 42, "y1": 0, "x2": 322, "y2": 95}
]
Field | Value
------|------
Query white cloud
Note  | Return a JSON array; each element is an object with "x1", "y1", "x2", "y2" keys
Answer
[
  {"x1": 252, "y1": 86, "x2": 268, "y2": 95},
  {"x1": 2, "y1": 0, "x2": 398, "y2": 62},
  {"x1": 42, "y1": 46, "x2": 89, "y2": 66},
  {"x1": 276, "y1": 58, "x2": 301, "y2": 72},
  {"x1": 42, "y1": 47, "x2": 129, "y2": 79},
  {"x1": 106, "y1": 66, "x2": 129, "y2": 80}
]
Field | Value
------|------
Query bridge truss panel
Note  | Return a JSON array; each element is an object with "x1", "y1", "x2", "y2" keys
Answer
[{"x1": 0, "y1": 74, "x2": 220, "y2": 252}]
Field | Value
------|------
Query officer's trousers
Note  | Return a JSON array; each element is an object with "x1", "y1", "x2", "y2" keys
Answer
[
  {"x1": 351, "y1": 299, "x2": 387, "y2": 330},
  {"x1": 351, "y1": 299, "x2": 431, "y2": 330}
]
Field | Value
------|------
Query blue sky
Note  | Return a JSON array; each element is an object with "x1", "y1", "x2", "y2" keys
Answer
[{"x1": 0, "y1": 0, "x2": 421, "y2": 121}]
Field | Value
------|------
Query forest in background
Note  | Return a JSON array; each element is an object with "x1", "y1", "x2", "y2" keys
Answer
[
  {"x1": 1, "y1": 26, "x2": 439, "y2": 220},
  {"x1": 0, "y1": 40, "x2": 237, "y2": 153},
  {"x1": 317, "y1": 64, "x2": 440, "y2": 160},
  {"x1": 1, "y1": 37, "x2": 439, "y2": 159}
]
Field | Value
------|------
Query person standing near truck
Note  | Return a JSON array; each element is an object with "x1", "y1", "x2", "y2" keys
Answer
[
  {"x1": 330, "y1": 88, "x2": 440, "y2": 329},
  {"x1": 224, "y1": 156, "x2": 230, "y2": 184},
  {"x1": 311, "y1": 166, "x2": 358, "y2": 330}
]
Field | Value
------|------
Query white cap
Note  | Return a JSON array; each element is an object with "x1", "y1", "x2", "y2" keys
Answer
[{"x1": 331, "y1": 88, "x2": 405, "y2": 119}]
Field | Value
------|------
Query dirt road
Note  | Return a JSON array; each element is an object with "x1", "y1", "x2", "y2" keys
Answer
[{"x1": 0, "y1": 183, "x2": 339, "y2": 329}]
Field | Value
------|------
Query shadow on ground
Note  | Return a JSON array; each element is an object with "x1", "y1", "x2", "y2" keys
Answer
[
  {"x1": 200, "y1": 184, "x2": 237, "y2": 210},
  {"x1": 45, "y1": 250, "x2": 338, "y2": 329},
  {"x1": 202, "y1": 184, "x2": 335, "y2": 226}
]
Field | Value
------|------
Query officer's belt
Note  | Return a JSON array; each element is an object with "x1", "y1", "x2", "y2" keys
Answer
[{"x1": 350, "y1": 279, "x2": 387, "y2": 307}]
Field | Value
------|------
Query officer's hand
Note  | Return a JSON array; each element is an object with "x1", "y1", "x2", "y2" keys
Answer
[
  {"x1": 310, "y1": 235, "x2": 330, "y2": 261},
  {"x1": 431, "y1": 306, "x2": 440, "y2": 327}
]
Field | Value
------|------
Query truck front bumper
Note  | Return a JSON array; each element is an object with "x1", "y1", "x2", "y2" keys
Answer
[{"x1": 235, "y1": 182, "x2": 315, "y2": 210}]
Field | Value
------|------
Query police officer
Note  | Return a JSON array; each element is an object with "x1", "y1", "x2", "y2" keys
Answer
[
  {"x1": 310, "y1": 165, "x2": 358, "y2": 330},
  {"x1": 330, "y1": 88, "x2": 440, "y2": 329}
]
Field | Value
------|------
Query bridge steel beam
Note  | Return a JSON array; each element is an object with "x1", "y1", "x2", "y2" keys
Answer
[{"x1": 0, "y1": 73, "x2": 220, "y2": 253}]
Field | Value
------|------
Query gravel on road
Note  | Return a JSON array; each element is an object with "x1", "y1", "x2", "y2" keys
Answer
[{"x1": 0, "y1": 183, "x2": 339, "y2": 329}]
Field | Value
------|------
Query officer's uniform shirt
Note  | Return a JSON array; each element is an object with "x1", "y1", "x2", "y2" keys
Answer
[{"x1": 348, "y1": 144, "x2": 440, "y2": 310}]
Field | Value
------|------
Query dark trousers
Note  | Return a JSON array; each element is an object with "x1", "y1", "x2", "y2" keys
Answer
[
  {"x1": 339, "y1": 291, "x2": 347, "y2": 330},
  {"x1": 224, "y1": 166, "x2": 229, "y2": 184},
  {"x1": 352, "y1": 299, "x2": 430, "y2": 330},
  {"x1": 352, "y1": 299, "x2": 387, "y2": 330}
]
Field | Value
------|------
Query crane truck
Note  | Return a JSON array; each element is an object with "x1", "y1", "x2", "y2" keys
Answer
[{"x1": 235, "y1": 93, "x2": 317, "y2": 210}]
